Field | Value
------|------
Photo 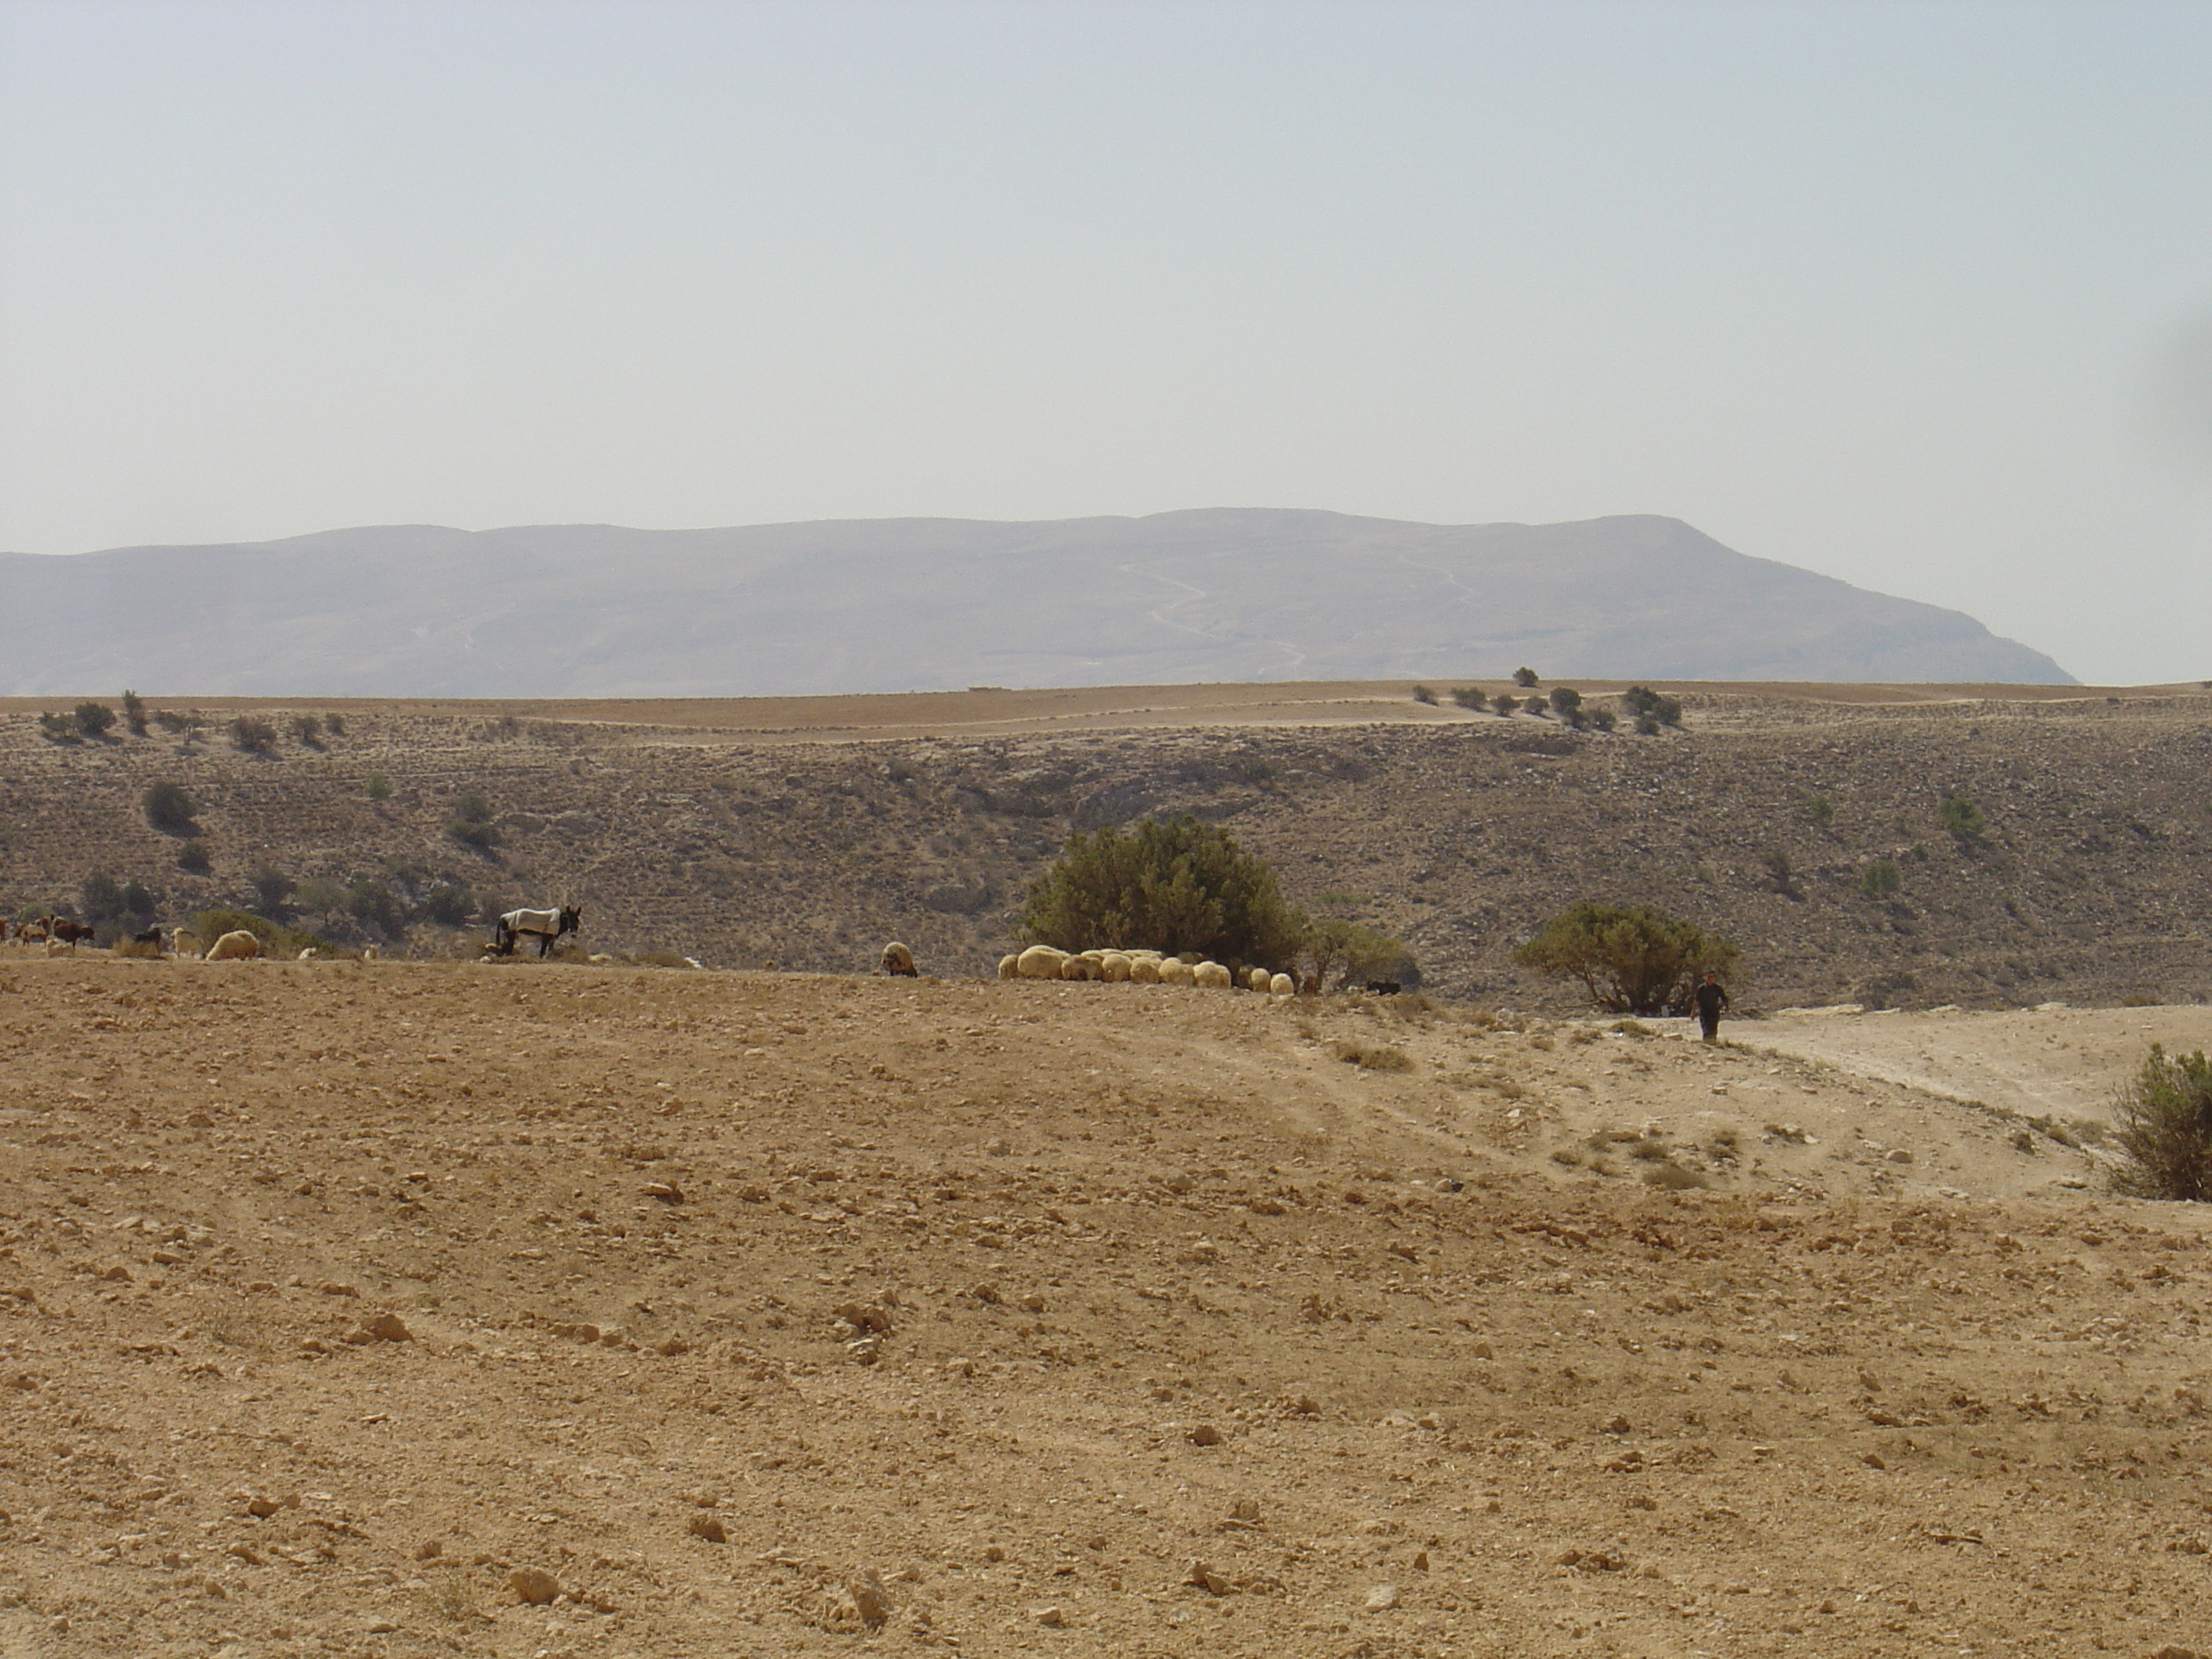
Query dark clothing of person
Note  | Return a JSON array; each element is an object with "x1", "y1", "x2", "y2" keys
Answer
[{"x1": 1693, "y1": 980, "x2": 1728, "y2": 1039}]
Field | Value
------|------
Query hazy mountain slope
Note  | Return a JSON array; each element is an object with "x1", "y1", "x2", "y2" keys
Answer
[{"x1": 0, "y1": 509, "x2": 2072, "y2": 696}]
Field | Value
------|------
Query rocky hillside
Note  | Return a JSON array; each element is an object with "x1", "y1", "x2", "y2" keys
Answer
[{"x1": 1, "y1": 683, "x2": 2205, "y2": 1012}]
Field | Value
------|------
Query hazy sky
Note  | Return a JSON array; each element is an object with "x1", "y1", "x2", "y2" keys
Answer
[{"x1": 3, "y1": 0, "x2": 2209, "y2": 684}]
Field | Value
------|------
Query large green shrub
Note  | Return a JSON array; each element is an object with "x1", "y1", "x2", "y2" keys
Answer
[
  {"x1": 142, "y1": 780, "x2": 197, "y2": 835},
  {"x1": 1301, "y1": 916, "x2": 1419, "y2": 991},
  {"x1": 2110, "y1": 1045, "x2": 2212, "y2": 1202},
  {"x1": 447, "y1": 792, "x2": 500, "y2": 852},
  {"x1": 1939, "y1": 794, "x2": 1988, "y2": 841},
  {"x1": 1859, "y1": 858, "x2": 1903, "y2": 898},
  {"x1": 1021, "y1": 816, "x2": 1306, "y2": 968},
  {"x1": 230, "y1": 715, "x2": 278, "y2": 755},
  {"x1": 1516, "y1": 900, "x2": 1741, "y2": 1016},
  {"x1": 73, "y1": 701, "x2": 116, "y2": 739}
]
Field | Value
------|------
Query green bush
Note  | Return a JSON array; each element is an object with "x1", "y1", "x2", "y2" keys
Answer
[
  {"x1": 323, "y1": 712, "x2": 346, "y2": 736},
  {"x1": 2110, "y1": 1045, "x2": 2212, "y2": 1202},
  {"x1": 1513, "y1": 667, "x2": 1540, "y2": 688},
  {"x1": 1548, "y1": 687, "x2": 1584, "y2": 726},
  {"x1": 73, "y1": 701, "x2": 116, "y2": 739},
  {"x1": 1411, "y1": 684, "x2": 1439, "y2": 706},
  {"x1": 1301, "y1": 916, "x2": 1419, "y2": 992},
  {"x1": 1522, "y1": 695, "x2": 1549, "y2": 716},
  {"x1": 1621, "y1": 686, "x2": 1682, "y2": 729},
  {"x1": 1515, "y1": 900, "x2": 1741, "y2": 1016},
  {"x1": 247, "y1": 863, "x2": 294, "y2": 917},
  {"x1": 1939, "y1": 794, "x2": 1988, "y2": 841},
  {"x1": 292, "y1": 876, "x2": 348, "y2": 922},
  {"x1": 1021, "y1": 815, "x2": 1306, "y2": 968},
  {"x1": 346, "y1": 879, "x2": 402, "y2": 934},
  {"x1": 142, "y1": 780, "x2": 198, "y2": 835},
  {"x1": 37, "y1": 712, "x2": 78, "y2": 742},
  {"x1": 1587, "y1": 707, "x2": 1617, "y2": 733},
  {"x1": 291, "y1": 713, "x2": 324, "y2": 748},
  {"x1": 447, "y1": 792, "x2": 500, "y2": 852},
  {"x1": 422, "y1": 884, "x2": 475, "y2": 927},
  {"x1": 1807, "y1": 796, "x2": 1835, "y2": 830},
  {"x1": 177, "y1": 840, "x2": 212, "y2": 876},
  {"x1": 364, "y1": 771, "x2": 393, "y2": 800},
  {"x1": 1858, "y1": 858, "x2": 1902, "y2": 898},
  {"x1": 1451, "y1": 687, "x2": 1487, "y2": 711},
  {"x1": 230, "y1": 715, "x2": 278, "y2": 755},
  {"x1": 121, "y1": 690, "x2": 148, "y2": 736}
]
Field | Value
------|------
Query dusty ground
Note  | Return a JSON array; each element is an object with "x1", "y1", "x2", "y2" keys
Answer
[{"x1": 2, "y1": 949, "x2": 2209, "y2": 1658}]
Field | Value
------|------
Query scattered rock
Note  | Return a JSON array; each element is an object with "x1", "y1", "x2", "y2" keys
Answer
[
  {"x1": 687, "y1": 1514, "x2": 727, "y2": 1544},
  {"x1": 1364, "y1": 1583, "x2": 1400, "y2": 1612},
  {"x1": 416, "y1": 1539, "x2": 442, "y2": 1561},
  {"x1": 1033, "y1": 1604, "x2": 1066, "y2": 1627},
  {"x1": 1226, "y1": 1497, "x2": 1261, "y2": 1525},
  {"x1": 1188, "y1": 1423, "x2": 1223, "y2": 1447},
  {"x1": 509, "y1": 1567, "x2": 562, "y2": 1605},
  {"x1": 643, "y1": 1182, "x2": 684, "y2": 1204},
  {"x1": 847, "y1": 1568, "x2": 891, "y2": 1628},
  {"x1": 1187, "y1": 1560, "x2": 1235, "y2": 1595}
]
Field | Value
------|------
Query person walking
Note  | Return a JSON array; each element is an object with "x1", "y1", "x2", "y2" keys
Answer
[{"x1": 1692, "y1": 969, "x2": 1729, "y2": 1042}]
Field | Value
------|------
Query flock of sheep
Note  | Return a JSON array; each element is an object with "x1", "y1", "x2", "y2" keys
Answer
[{"x1": 995, "y1": 943, "x2": 1300, "y2": 998}]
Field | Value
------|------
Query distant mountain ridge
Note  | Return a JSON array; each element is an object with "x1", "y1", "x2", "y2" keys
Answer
[{"x1": 0, "y1": 509, "x2": 2072, "y2": 696}]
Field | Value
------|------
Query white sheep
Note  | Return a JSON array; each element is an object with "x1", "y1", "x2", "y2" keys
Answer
[
  {"x1": 998, "y1": 953, "x2": 1021, "y2": 980},
  {"x1": 1245, "y1": 967, "x2": 1272, "y2": 993},
  {"x1": 1270, "y1": 973, "x2": 1295, "y2": 998},
  {"x1": 169, "y1": 926, "x2": 201, "y2": 958},
  {"x1": 1058, "y1": 954, "x2": 1096, "y2": 981},
  {"x1": 205, "y1": 929, "x2": 260, "y2": 961},
  {"x1": 1193, "y1": 961, "x2": 1232, "y2": 989},
  {"x1": 1128, "y1": 956, "x2": 1161, "y2": 984},
  {"x1": 1100, "y1": 952, "x2": 1132, "y2": 982},
  {"x1": 1159, "y1": 958, "x2": 1196, "y2": 987},
  {"x1": 1016, "y1": 945, "x2": 1068, "y2": 980},
  {"x1": 297, "y1": 947, "x2": 316, "y2": 961}
]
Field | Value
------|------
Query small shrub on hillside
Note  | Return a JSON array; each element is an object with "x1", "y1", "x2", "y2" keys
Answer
[
  {"x1": 1513, "y1": 667, "x2": 1540, "y2": 688},
  {"x1": 1522, "y1": 695, "x2": 1549, "y2": 716},
  {"x1": 231, "y1": 716, "x2": 278, "y2": 755},
  {"x1": 1516, "y1": 899, "x2": 1741, "y2": 1016},
  {"x1": 37, "y1": 712, "x2": 78, "y2": 742},
  {"x1": 1301, "y1": 916, "x2": 1420, "y2": 992},
  {"x1": 1807, "y1": 796, "x2": 1836, "y2": 830},
  {"x1": 1621, "y1": 686, "x2": 1682, "y2": 729},
  {"x1": 1451, "y1": 687, "x2": 1487, "y2": 711},
  {"x1": 73, "y1": 701, "x2": 116, "y2": 739},
  {"x1": 292, "y1": 876, "x2": 348, "y2": 922},
  {"x1": 422, "y1": 884, "x2": 475, "y2": 927},
  {"x1": 177, "y1": 840, "x2": 212, "y2": 876},
  {"x1": 364, "y1": 771, "x2": 393, "y2": 800},
  {"x1": 1328, "y1": 1038, "x2": 1412, "y2": 1072},
  {"x1": 322, "y1": 712, "x2": 346, "y2": 736},
  {"x1": 1939, "y1": 794, "x2": 1988, "y2": 841},
  {"x1": 1633, "y1": 713, "x2": 1661, "y2": 736},
  {"x1": 247, "y1": 863, "x2": 294, "y2": 917},
  {"x1": 1587, "y1": 707, "x2": 1617, "y2": 732},
  {"x1": 121, "y1": 690, "x2": 148, "y2": 736},
  {"x1": 447, "y1": 792, "x2": 500, "y2": 853},
  {"x1": 1411, "y1": 684, "x2": 1438, "y2": 706},
  {"x1": 2110, "y1": 1045, "x2": 2212, "y2": 1202},
  {"x1": 152, "y1": 709, "x2": 195, "y2": 735},
  {"x1": 1548, "y1": 687, "x2": 1584, "y2": 725},
  {"x1": 346, "y1": 879, "x2": 402, "y2": 934},
  {"x1": 1859, "y1": 858, "x2": 1903, "y2": 898},
  {"x1": 142, "y1": 780, "x2": 197, "y2": 835},
  {"x1": 1762, "y1": 848, "x2": 1801, "y2": 899},
  {"x1": 291, "y1": 713, "x2": 324, "y2": 748}
]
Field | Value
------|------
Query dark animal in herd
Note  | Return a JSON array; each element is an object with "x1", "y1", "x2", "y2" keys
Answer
[
  {"x1": 49, "y1": 919, "x2": 95, "y2": 948},
  {"x1": 1364, "y1": 980, "x2": 1402, "y2": 996},
  {"x1": 494, "y1": 905, "x2": 582, "y2": 958}
]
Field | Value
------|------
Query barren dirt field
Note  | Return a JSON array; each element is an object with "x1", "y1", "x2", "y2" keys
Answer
[{"x1": 3, "y1": 951, "x2": 2209, "y2": 1658}]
